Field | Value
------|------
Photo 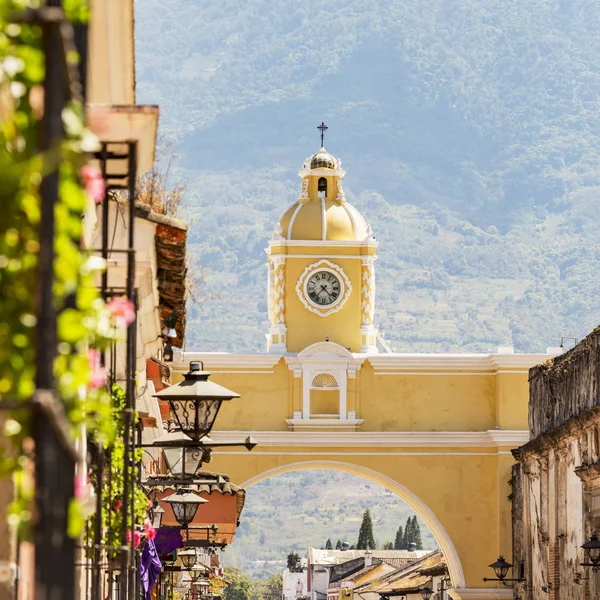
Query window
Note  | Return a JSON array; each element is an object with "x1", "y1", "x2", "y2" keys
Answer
[{"x1": 318, "y1": 177, "x2": 327, "y2": 197}]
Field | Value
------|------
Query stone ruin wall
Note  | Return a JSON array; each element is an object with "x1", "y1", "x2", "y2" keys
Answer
[{"x1": 512, "y1": 328, "x2": 600, "y2": 599}]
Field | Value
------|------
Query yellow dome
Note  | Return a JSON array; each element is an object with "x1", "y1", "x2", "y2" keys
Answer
[{"x1": 278, "y1": 199, "x2": 369, "y2": 241}]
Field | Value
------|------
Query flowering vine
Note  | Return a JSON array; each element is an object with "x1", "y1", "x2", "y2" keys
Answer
[{"x1": 0, "y1": 0, "x2": 124, "y2": 537}]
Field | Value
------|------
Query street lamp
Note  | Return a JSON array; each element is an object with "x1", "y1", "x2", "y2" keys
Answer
[
  {"x1": 155, "y1": 431, "x2": 206, "y2": 477},
  {"x1": 178, "y1": 548, "x2": 198, "y2": 570},
  {"x1": 151, "y1": 503, "x2": 165, "y2": 529},
  {"x1": 483, "y1": 555, "x2": 525, "y2": 584},
  {"x1": 190, "y1": 561, "x2": 206, "y2": 581},
  {"x1": 163, "y1": 489, "x2": 208, "y2": 528},
  {"x1": 193, "y1": 579, "x2": 211, "y2": 597},
  {"x1": 419, "y1": 588, "x2": 433, "y2": 600},
  {"x1": 153, "y1": 362, "x2": 240, "y2": 442},
  {"x1": 581, "y1": 532, "x2": 600, "y2": 571}
]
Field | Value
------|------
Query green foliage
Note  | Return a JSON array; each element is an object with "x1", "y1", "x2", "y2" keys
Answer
[
  {"x1": 88, "y1": 384, "x2": 149, "y2": 557},
  {"x1": 0, "y1": 0, "x2": 117, "y2": 539},
  {"x1": 254, "y1": 573, "x2": 283, "y2": 600},
  {"x1": 325, "y1": 538, "x2": 333, "y2": 549},
  {"x1": 224, "y1": 567, "x2": 254, "y2": 600},
  {"x1": 287, "y1": 551, "x2": 302, "y2": 573},
  {"x1": 335, "y1": 539, "x2": 342, "y2": 550},
  {"x1": 382, "y1": 541, "x2": 394, "y2": 550},
  {"x1": 402, "y1": 516, "x2": 423, "y2": 550},
  {"x1": 393, "y1": 525, "x2": 403, "y2": 550},
  {"x1": 356, "y1": 509, "x2": 376, "y2": 550}
]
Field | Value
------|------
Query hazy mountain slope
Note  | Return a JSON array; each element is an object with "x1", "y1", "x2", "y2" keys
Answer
[
  {"x1": 136, "y1": 0, "x2": 600, "y2": 353},
  {"x1": 220, "y1": 470, "x2": 436, "y2": 580}
]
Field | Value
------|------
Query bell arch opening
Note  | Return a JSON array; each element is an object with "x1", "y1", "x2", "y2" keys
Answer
[
  {"x1": 318, "y1": 177, "x2": 327, "y2": 198},
  {"x1": 238, "y1": 460, "x2": 466, "y2": 588}
]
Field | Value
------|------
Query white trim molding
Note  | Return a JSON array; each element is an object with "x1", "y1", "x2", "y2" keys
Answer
[
  {"x1": 172, "y1": 352, "x2": 282, "y2": 371},
  {"x1": 174, "y1": 350, "x2": 552, "y2": 375},
  {"x1": 209, "y1": 429, "x2": 529, "y2": 448},
  {"x1": 449, "y1": 589, "x2": 513, "y2": 599},
  {"x1": 284, "y1": 418, "x2": 364, "y2": 431},
  {"x1": 368, "y1": 352, "x2": 551, "y2": 374}
]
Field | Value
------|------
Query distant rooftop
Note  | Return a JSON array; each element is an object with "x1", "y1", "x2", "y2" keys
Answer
[{"x1": 308, "y1": 548, "x2": 431, "y2": 566}]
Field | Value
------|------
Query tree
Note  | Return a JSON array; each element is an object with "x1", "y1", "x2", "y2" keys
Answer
[
  {"x1": 402, "y1": 516, "x2": 423, "y2": 550},
  {"x1": 335, "y1": 540, "x2": 342, "y2": 549},
  {"x1": 412, "y1": 516, "x2": 423, "y2": 550},
  {"x1": 356, "y1": 509, "x2": 376, "y2": 550},
  {"x1": 224, "y1": 567, "x2": 253, "y2": 600},
  {"x1": 325, "y1": 538, "x2": 333, "y2": 549},
  {"x1": 403, "y1": 516, "x2": 414, "y2": 547},
  {"x1": 383, "y1": 541, "x2": 394, "y2": 550},
  {"x1": 136, "y1": 136, "x2": 187, "y2": 217},
  {"x1": 255, "y1": 573, "x2": 283, "y2": 600},
  {"x1": 394, "y1": 525, "x2": 404, "y2": 549},
  {"x1": 287, "y1": 551, "x2": 303, "y2": 573}
]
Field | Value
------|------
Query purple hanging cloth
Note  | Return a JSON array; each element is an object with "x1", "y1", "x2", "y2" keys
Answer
[
  {"x1": 154, "y1": 528, "x2": 183, "y2": 558},
  {"x1": 140, "y1": 538, "x2": 163, "y2": 600}
]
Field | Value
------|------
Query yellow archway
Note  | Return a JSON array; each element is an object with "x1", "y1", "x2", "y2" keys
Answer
[
  {"x1": 170, "y1": 145, "x2": 544, "y2": 600},
  {"x1": 176, "y1": 339, "x2": 546, "y2": 600},
  {"x1": 239, "y1": 459, "x2": 466, "y2": 588}
]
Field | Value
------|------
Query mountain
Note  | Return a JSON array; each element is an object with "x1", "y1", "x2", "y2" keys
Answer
[
  {"x1": 217, "y1": 470, "x2": 435, "y2": 580},
  {"x1": 135, "y1": 0, "x2": 600, "y2": 353}
]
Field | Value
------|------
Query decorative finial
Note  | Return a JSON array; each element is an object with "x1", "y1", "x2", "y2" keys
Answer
[
  {"x1": 317, "y1": 121, "x2": 328, "y2": 147},
  {"x1": 272, "y1": 222, "x2": 284, "y2": 240}
]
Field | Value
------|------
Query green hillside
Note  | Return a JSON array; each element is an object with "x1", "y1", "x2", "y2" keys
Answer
[
  {"x1": 135, "y1": 0, "x2": 600, "y2": 353},
  {"x1": 220, "y1": 470, "x2": 435, "y2": 580}
]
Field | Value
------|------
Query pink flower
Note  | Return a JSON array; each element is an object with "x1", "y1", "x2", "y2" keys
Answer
[
  {"x1": 144, "y1": 518, "x2": 158, "y2": 540},
  {"x1": 81, "y1": 164, "x2": 105, "y2": 204},
  {"x1": 87, "y1": 348, "x2": 107, "y2": 389},
  {"x1": 127, "y1": 529, "x2": 142, "y2": 548},
  {"x1": 114, "y1": 499, "x2": 122, "y2": 512},
  {"x1": 74, "y1": 474, "x2": 87, "y2": 499},
  {"x1": 107, "y1": 297, "x2": 136, "y2": 328}
]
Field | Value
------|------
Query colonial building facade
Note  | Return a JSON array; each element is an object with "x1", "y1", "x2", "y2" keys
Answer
[{"x1": 512, "y1": 329, "x2": 600, "y2": 599}]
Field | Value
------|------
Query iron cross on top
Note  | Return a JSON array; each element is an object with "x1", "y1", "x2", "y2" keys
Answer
[{"x1": 318, "y1": 121, "x2": 328, "y2": 147}]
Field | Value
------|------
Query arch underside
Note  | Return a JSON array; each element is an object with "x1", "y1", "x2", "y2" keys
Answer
[{"x1": 239, "y1": 459, "x2": 467, "y2": 589}]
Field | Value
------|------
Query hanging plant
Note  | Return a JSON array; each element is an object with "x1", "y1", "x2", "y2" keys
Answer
[{"x1": 0, "y1": 0, "x2": 123, "y2": 538}]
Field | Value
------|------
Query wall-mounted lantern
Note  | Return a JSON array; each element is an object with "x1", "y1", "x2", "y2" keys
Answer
[
  {"x1": 483, "y1": 555, "x2": 525, "y2": 585},
  {"x1": 153, "y1": 362, "x2": 240, "y2": 442},
  {"x1": 581, "y1": 532, "x2": 600, "y2": 571}
]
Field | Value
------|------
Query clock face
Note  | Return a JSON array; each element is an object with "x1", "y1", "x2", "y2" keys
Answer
[{"x1": 306, "y1": 270, "x2": 342, "y2": 306}]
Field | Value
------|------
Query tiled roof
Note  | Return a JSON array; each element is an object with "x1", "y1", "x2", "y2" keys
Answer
[
  {"x1": 146, "y1": 471, "x2": 246, "y2": 521},
  {"x1": 335, "y1": 563, "x2": 381, "y2": 583},
  {"x1": 309, "y1": 548, "x2": 430, "y2": 566},
  {"x1": 357, "y1": 551, "x2": 447, "y2": 596}
]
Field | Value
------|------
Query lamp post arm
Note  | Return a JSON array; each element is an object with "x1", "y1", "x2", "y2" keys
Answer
[{"x1": 140, "y1": 436, "x2": 257, "y2": 450}]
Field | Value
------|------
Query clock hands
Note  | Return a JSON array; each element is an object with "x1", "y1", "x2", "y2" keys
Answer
[
  {"x1": 319, "y1": 283, "x2": 337, "y2": 301},
  {"x1": 307, "y1": 272, "x2": 341, "y2": 306}
]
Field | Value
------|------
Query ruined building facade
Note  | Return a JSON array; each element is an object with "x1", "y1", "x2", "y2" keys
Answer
[{"x1": 512, "y1": 329, "x2": 600, "y2": 599}]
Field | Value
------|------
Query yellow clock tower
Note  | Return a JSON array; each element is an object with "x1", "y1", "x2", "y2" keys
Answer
[{"x1": 266, "y1": 143, "x2": 378, "y2": 354}]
